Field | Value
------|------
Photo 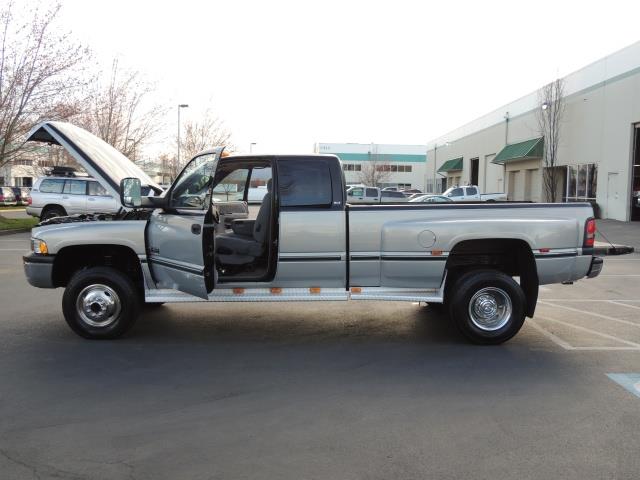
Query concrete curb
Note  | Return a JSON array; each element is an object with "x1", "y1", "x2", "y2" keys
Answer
[{"x1": 0, "y1": 228, "x2": 31, "y2": 237}]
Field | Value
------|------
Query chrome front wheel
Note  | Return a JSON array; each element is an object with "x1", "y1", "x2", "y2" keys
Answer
[
  {"x1": 76, "y1": 284, "x2": 122, "y2": 328},
  {"x1": 63, "y1": 267, "x2": 140, "y2": 339}
]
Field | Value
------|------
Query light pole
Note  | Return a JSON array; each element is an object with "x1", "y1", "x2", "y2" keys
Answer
[
  {"x1": 250, "y1": 142, "x2": 257, "y2": 153},
  {"x1": 177, "y1": 104, "x2": 189, "y2": 167}
]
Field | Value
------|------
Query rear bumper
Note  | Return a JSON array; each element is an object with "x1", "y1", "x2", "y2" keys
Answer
[
  {"x1": 23, "y1": 253, "x2": 55, "y2": 288},
  {"x1": 586, "y1": 256, "x2": 603, "y2": 279}
]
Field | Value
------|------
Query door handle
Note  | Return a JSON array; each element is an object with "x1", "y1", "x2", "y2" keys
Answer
[{"x1": 191, "y1": 224, "x2": 201, "y2": 235}]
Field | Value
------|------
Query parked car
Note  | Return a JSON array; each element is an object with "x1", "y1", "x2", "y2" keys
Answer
[
  {"x1": 11, "y1": 187, "x2": 31, "y2": 206},
  {"x1": 27, "y1": 176, "x2": 122, "y2": 220},
  {"x1": 23, "y1": 121, "x2": 616, "y2": 344},
  {"x1": 346, "y1": 186, "x2": 381, "y2": 203},
  {"x1": 409, "y1": 194, "x2": 454, "y2": 203},
  {"x1": 443, "y1": 185, "x2": 507, "y2": 202},
  {"x1": 0, "y1": 186, "x2": 17, "y2": 206},
  {"x1": 346, "y1": 186, "x2": 409, "y2": 203}
]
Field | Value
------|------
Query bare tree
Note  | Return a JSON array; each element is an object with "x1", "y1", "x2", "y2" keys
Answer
[
  {"x1": 75, "y1": 59, "x2": 165, "y2": 159},
  {"x1": 179, "y1": 109, "x2": 233, "y2": 161},
  {"x1": 0, "y1": 2, "x2": 91, "y2": 169},
  {"x1": 536, "y1": 78, "x2": 565, "y2": 202},
  {"x1": 358, "y1": 153, "x2": 392, "y2": 187}
]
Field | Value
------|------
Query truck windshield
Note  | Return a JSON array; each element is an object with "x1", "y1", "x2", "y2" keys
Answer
[{"x1": 170, "y1": 153, "x2": 217, "y2": 209}]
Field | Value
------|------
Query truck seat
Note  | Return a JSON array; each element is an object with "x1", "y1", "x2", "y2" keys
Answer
[{"x1": 216, "y1": 180, "x2": 272, "y2": 265}]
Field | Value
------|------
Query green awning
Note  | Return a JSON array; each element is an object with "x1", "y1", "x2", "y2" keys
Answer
[
  {"x1": 492, "y1": 137, "x2": 543, "y2": 164},
  {"x1": 437, "y1": 157, "x2": 463, "y2": 173}
]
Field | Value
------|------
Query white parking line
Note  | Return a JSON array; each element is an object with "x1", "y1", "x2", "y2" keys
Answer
[
  {"x1": 609, "y1": 301, "x2": 640, "y2": 311},
  {"x1": 539, "y1": 301, "x2": 640, "y2": 328},
  {"x1": 535, "y1": 315, "x2": 640, "y2": 348},
  {"x1": 528, "y1": 320, "x2": 575, "y2": 350},
  {"x1": 540, "y1": 299, "x2": 640, "y2": 302}
]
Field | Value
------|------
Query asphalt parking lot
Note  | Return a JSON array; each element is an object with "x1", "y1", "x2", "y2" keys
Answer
[{"x1": 1, "y1": 222, "x2": 639, "y2": 479}]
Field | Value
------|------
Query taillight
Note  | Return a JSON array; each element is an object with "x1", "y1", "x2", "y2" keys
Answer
[
  {"x1": 27, "y1": 197, "x2": 32, "y2": 205},
  {"x1": 584, "y1": 217, "x2": 596, "y2": 248},
  {"x1": 0, "y1": 194, "x2": 4, "y2": 201}
]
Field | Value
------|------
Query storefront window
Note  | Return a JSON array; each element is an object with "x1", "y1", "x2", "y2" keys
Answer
[{"x1": 566, "y1": 163, "x2": 597, "y2": 201}]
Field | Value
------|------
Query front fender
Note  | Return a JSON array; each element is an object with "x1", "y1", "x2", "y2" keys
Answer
[{"x1": 32, "y1": 220, "x2": 147, "y2": 255}]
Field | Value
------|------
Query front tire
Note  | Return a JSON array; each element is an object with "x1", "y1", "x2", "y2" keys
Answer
[
  {"x1": 41, "y1": 205, "x2": 67, "y2": 220},
  {"x1": 62, "y1": 267, "x2": 140, "y2": 339},
  {"x1": 448, "y1": 269, "x2": 526, "y2": 344}
]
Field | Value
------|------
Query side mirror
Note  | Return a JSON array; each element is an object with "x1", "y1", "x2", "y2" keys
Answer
[{"x1": 120, "y1": 177, "x2": 142, "y2": 208}]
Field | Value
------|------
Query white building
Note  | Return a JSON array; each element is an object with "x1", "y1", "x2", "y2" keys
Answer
[
  {"x1": 425, "y1": 41, "x2": 640, "y2": 221},
  {"x1": 314, "y1": 143, "x2": 428, "y2": 191}
]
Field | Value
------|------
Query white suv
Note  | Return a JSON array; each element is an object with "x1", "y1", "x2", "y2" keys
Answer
[{"x1": 27, "y1": 176, "x2": 119, "y2": 220}]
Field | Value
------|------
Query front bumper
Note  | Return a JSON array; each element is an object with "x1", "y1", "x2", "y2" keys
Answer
[
  {"x1": 23, "y1": 253, "x2": 55, "y2": 288},
  {"x1": 25, "y1": 206, "x2": 42, "y2": 217},
  {"x1": 586, "y1": 256, "x2": 603, "y2": 279}
]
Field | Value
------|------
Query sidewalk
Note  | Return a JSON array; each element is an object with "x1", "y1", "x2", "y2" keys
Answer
[{"x1": 596, "y1": 219, "x2": 640, "y2": 252}]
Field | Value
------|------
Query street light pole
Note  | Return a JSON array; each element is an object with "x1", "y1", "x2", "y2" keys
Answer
[{"x1": 177, "y1": 104, "x2": 189, "y2": 167}]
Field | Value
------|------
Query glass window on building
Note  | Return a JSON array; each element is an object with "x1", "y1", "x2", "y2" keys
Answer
[{"x1": 566, "y1": 164, "x2": 597, "y2": 201}]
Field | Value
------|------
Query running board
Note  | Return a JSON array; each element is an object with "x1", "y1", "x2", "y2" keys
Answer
[
  {"x1": 145, "y1": 286, "x2": 443, "y2": 304},
  {"x1": 146, "y1": 287, "x2": 349, "y2": 303}
]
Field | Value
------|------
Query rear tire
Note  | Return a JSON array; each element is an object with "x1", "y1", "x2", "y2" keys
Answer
[
  {"x1": 41, "y1": 205, "x2": 67, "y2": 220},
  {"x1": 62, "y1": 267, "x2": 140, "y2": 339},
  {"x1": 448, "y1": 269, "x2": 526, "y2": 345}
]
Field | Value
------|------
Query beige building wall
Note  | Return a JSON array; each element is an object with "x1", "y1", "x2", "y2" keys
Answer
[{"x1": 426, "y1": 41, "x2": 640, "y2": 221}]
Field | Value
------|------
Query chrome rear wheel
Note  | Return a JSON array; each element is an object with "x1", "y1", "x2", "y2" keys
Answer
[{"x1": 468, "y1": 287, "x2": 512, "y2": 331}]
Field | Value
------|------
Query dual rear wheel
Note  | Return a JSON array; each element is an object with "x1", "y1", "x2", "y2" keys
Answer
[{"x1": 430, "y1": 269, "x2": 526, "y2": 344}]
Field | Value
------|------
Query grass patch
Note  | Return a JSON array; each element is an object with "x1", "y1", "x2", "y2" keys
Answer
[
  {"x1": 0, "y1": 215, "x2": 38, "y2": 231},
  {"x1": 0, "y1": 205, "x2": 27, "y2": 210}
]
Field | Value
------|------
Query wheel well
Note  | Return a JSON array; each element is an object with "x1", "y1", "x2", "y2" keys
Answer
[
  {"x1": 42, "y1": 204, "x2": 66, "y2": 215},
  {"x1": 445, "y1": 238, "x2": 539, "y2": 317},
  {"x1": 52, "y1": 245, "x2": 144, "y2": 291}
]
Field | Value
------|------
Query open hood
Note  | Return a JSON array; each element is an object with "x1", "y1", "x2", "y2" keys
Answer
[{"x1": 27, "y1": 121, "x2": 162, "y2": 197}]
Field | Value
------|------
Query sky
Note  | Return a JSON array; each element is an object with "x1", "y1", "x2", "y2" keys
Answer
[{"x1": 47, "y1": 0, "x2": 640, "y2": 156}]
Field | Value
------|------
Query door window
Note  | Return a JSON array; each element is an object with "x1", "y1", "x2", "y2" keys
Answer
[
  {"x1": 40, "y1": 178, "x2": 65, "y2": 193},
  {"x1": 170, "y1": 153, "x2": 217, "y2": 209},
  {"x1": 466, "y1": 186, "x2": 478, "y2": 196},
  {"x1": 88, "y1": 182, "x2": 109, "y2": 196},
  {"x1": 450, "y1": 187, "x2": 464, "y2": 197},
  {"x1": 213, "y1": 167, "x2": 249, "y2": 202},
  {"x1": 63, "y1": 180, "x2": 87, "y2": 195},
  {"x1": 349, "y1": 187, "x2": 364, "y2": 196},
  {"x1": 366, "y1": 188, "x2": 378, "y2": 197},
  {"x1": 278, "y1": 159, "x2": 332, "y2": 208}
]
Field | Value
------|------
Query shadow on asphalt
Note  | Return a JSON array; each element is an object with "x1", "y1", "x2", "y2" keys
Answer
[{"x1": 127, "y1": 302, "x2": 469, "y2": 346}]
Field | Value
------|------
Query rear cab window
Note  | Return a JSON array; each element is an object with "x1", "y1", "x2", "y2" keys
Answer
[
  {"x1": 277, "y1": 158, "x2": 334, "y2": 208},
  {"x1": 466, "y1": 187, "x2": 478, "y2": 196}
]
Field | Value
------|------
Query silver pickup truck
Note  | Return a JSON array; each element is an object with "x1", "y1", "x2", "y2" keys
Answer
[{"x1": 23, "y1": 121, "x2": 605, "y2": 344}]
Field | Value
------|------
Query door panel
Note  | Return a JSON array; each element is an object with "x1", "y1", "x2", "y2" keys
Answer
[
  {"x1": 147, "y1": 211, "x2": 211, "y2": 298},
  {"x1": 147, "y1": 149, "x2": 223, "y2": 299}
]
